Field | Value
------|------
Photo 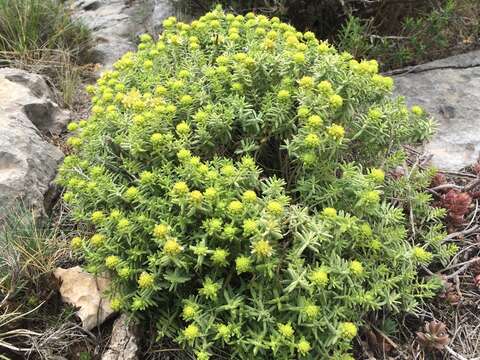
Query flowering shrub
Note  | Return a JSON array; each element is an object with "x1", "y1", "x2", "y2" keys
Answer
[{"x1": 58, "y1": 7, "x2": 455, "y2": 359}]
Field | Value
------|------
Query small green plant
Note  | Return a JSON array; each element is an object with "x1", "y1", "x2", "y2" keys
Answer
[
  {"x1": 336, "y1": 0, "x2": 480, "y2": 69},
  {"x1": 59, "y1": 7, "x2": 453, "y2": 359},
  {"x1": 0, "y1": 206, "x2": 68, "y2": 301},
  {"x1": 0, "y1": 0, "x2": 92, "y2": 107},
  {"x1": 0, "y1": 0, "x2": 90, "y2": 58}
]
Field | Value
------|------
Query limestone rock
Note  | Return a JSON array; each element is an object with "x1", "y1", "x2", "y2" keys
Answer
[
  {"x1": 71, "y1": 0, "x2": 174, "y2": 70},
  {"x1": 54, "y1": 266, "x2": 115, "y2": 330},
  {"x1": 102, "y1": 314, "x2": 139, "y2": 360},
  {"x1": 0, "y1": 68, "x2": 69, "y2": 135},
  {"x1": 0, "y1": 68, "x2": 66, "y2": 219},
  {"x1": 394, "y1": 50, "x2": 480, "y2": 170}
]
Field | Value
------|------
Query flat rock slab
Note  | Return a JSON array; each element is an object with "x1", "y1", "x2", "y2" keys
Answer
[
  {"x1": 71, "y1": 0, "x2": 174, "y2": 70},
  {"x1": 394, "y1": 50, "x2": 480, "y2": 171},
  {"x1": 0, "y1": 68, "x2": 67, "y2": 219},
  {"x1": 54, "y1": 266, "x2": 115, "y2": 330}
]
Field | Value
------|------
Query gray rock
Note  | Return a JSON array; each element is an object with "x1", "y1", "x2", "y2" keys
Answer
[
  {"x1": 102, "y1": 314, "x2": 139, "y2": 360},
  {"x1": 71, "y1": 0, "x2": 174, "y2": 70},
  {"x1": 0, "y1": 68, "x2": 69, "y2": 135},
  {"x1": 0, "y1": 68, "x2": 66, "y2": 219},
  {"x1": 393, "y1": 50, "x2": 480, "y2": 171}
]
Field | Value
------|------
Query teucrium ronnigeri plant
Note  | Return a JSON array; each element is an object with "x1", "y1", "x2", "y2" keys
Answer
[{"x1": 58, "y1": 6, "x2": 453, "y2": 359}]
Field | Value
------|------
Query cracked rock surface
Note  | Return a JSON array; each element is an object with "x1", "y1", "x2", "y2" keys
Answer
[
  {"x1": 0, "y1": 68, "x2": 67, "y2": 220},
  {"x1": 71, "y1": 0, "x2": 174, "y2": 70},
  {"x1": 394, "y1": 50, "x2": 480, "y2": 170},
  {"x1": 102, "y1": 314, "x2": 139, "y2": 360}
]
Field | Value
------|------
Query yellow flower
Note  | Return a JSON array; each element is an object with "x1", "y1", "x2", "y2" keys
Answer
[
  {"x1": 182, "y1": 304, "x2": 197, "y2": 320},
  {"x1": 164, "y1": 239, "x2": 183, "y2": 255},
  {"x1": 278, "y1": 323, "x2": 295, "y2": 338},
  {"x1": 412, "y1": 246, "x2": 433, "y2": 264},
  {"x1": 117, "y1": 218, "x2": 131, "y2": 233},
  {"x1": 110, "y1": 297, "x2": 123, "y2": 311},
  {"x1": 277, "y1": 89, "x2": 290, "y2": 100},
  {"x1": 183, "y1": 324, "x2": 200, "y2": 340},
  {"x1": 350, "y1": 260, "x2": 363, "y2": 275},
  {"x1": 91, "y1": 211, "x2": 105, "y2": 224},
  {"x1": 242, "y1": 190, "x2": 257, "y2": 203},
  {"x1": 252, "y1": 239, "x2": 273, "y2": 257},
  {"x1": 204, "y1": 187, "x2": 217, "y2": 200},
  {"x1": 67, "y1": 137, "x2": 82, "y2": 147},
  {"x1": 292, "y1": 52, "x2": 305, "y2": 64},
  {"x1": 153, "y1": 224, "x2": 169, "y2": 238},
  {"x1": 369, "y1": 168, "x2": 385, "y2": 183},
  {"x1": 199, "y1": 278, "x2": 220, "y2": 300},
  {"x1": 362, "y1": 190, "x2": 380, "y2": 204},
  {"x1": 327, "y1": 124, "x2": 345, "y2": 140},
  {"x1": 310, "y1": 268, "x2": 328, "y2": 286},
  {"x1": 317, "y1": 80, "x2": 333, "y2": 93},
  {"x1": 190, "y1": 190, "x2": 203, "y2": 205},
  {"x1": 139, "y1": 33, "x2": 152, "y2": 42},
  {"x1": 150, "y1": 133, "x2": 163, "y2": 145},
  {"x1": 360, "y1": 223, "x2": 373, "y2": 237},
  {"x1": 105, "y1": 255, "x2": 120, "y2": 269},
  {"x1": 304, "y1": 133, "x2": 321, "y2": 148},
  {"x1": 307, "y1": 115, "x2": 323, "y2": 128},
  {"x1": 177, "y1": 148, "x2": 191, "y2": 162},
  {"x1": 139, "y1": 171, "x2": 154, "y2": 184},
  {"x1": 211, "y1": 248, "x2": 229, "y2": 266},
  {"x1": 176, "y1": 122, "x2": 191, "y2": 135},
  {"x1": 155, "y1": 85, "x2": 167, "y2": 95},
  {"x1": 297, "y1": 106, "x2": 310, "y2": 118},
  {"x1": 67, "y1": 122, "x2": 79, "y2": 132},
  {"x1": 138, "y1": 271, "x2": 154, "y2": 288},
  {"x1": 90, "y1": 234, "x2": 105, "y2": 247},
  {"x1": 172, "y1": 181, "x2": 189, "y2": 195},
  {"x1": 228, "y1": 200, "x2": 243, "y2": 215},
  {"x1": 302, "y1": 152, "x2": 317, "y2": 166},
  {"x1": 143, "y1": 60, "x2": 153, "y2": 69},
  {"x1": 216, "y1": 55, "x2": 229, "y2": 65},
  {"x1": 217, "y1": 323, "x2": 232, "y2": 339},
  {"x1": 70, "y1": 236, "x2": 83, "y2": 249},
  {"x1": 235, "y1": 256, "x2": 252, "y2": 274},
  {"x1": 221, "y1": 164, "x2": 236, "y2": 177},
  {"x1": 243, "y1": 219, "x2": 258, "y2": 235},
  {"x1": 302, "y1": 303, "x2": 320, "y2": 318},
  {"x1": 263, "y1": 38, "x2": 275, "y2": 50},
  {"x1": 298, "y1": 76, "x2": 314, "y2": 88},
  {"x1": 411, "y1": 105, "x2": 424, "y2": 116},
  {"x1": 372, "y1": 74, "x2": 394, "y2": 91},
  {"x1": 118, "y1": 267, "x2": 131, "y2": 278},
  {"x1": 339, "y1": 322, "x2": 357, "y2": 339},
  {"x1": 329, "y1": 94, "x2": 343, "y2": 109},
  {"x1": 178, "y1": 69, "x2": 190, "y2": 78},
  {"x1": 231, "y1": 82, "x2": 243, "y2": 92},
  {"x1": 297, "y1": 338, "x2": 311, "y2": 355},
  {"x1": 241, "y1": 156, "x2": 255, "y2": 169},
  {"x1": 179, "y1": 94, "x2": 193, "y2": 106},
  {"x1": 266, "y1": 201, "x2": 283, "y2": 216},
  {"x1": 124, "y1": 187, "x2": 139, "y2": 201}
]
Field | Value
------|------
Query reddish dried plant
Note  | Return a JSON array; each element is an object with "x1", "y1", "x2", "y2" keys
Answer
[
  {"x1": 440, "y1": 190, "x2": 472, "y2": 225},
  {"x1": 474, "y1": 274, "x2": 480, "y2": 288},
  {"x1": 365, "y1": 329, "x2": 393, "y2": 354},
  {"x1": 472, "y1": 162, "x2": 480, "y2": 175},
  {"x1": 431, "y1": 172, "x2": 447, "y2": 188},
  {"x1": 416, "y1": 321, "x2": 449, "y2": 351},
  {"x1": 438, "y1": 275, "x2": 461, "y2": 305}
]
